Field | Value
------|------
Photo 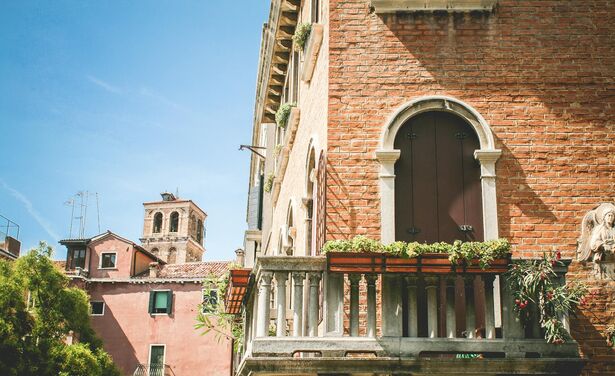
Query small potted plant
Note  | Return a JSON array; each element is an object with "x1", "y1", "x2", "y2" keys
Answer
[
  {"x1": 292, "y1": 22, "x2": 312, "y2": 51},
  {"x1": 275, "y1": 102, "x2": 296, "y2": 129}
]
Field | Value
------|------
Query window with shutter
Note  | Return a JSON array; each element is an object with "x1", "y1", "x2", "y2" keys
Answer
[
  {"x1": 149, "y1": 290, "x2": 172, "y2": 315},
  {"x1": 394, "y1": 111, "x2": 483, "y2": 243}
]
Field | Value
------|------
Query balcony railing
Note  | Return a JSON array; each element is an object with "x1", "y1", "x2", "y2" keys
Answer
[
  {"x1": 132, "y1": 364, "x2": 174, "y2": 376},
  {"x1": 236, "y1": 256, "x2": 583, "y2": 376}
]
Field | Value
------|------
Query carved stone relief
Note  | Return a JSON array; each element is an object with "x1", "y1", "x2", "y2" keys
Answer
[{"x1": 577, "y1": 203, "x2": 615, "y2": 279}]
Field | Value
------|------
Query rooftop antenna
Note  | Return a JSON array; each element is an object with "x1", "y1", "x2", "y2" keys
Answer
[
  {"x1": 65, "y1": 191, "x2": 101, "y2": 238},
  {"x1": 96, "y1": 192, "x2": 101, "y2": 233},
  {"x1": 175, "y1": 187, "x2": 179, "y2": 199}
]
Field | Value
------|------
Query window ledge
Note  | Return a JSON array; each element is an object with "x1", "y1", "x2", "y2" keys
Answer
[
  {"x1": 301, "y1": 24, "x2": 324, "y2": 83},
  {"x1": 371, "y1": 0, "x2": 497, "y2": 13},
  {"x1": 98, "y1": 267, "x2": 118, "y2": 270}
]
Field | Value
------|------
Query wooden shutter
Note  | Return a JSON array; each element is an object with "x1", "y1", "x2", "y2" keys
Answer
[
  {"x1": 166, "y1": 291, "x2": 173, "y2": 314},
  {"x1": 148, "y1": 291, "x2": 155, "y2": 314},
  {"x1": 394, "y1": 112, "x2": 483, "y2": 243}
]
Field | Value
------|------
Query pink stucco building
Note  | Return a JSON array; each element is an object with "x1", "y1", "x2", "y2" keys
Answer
[{"x1": 59, "y1": 231, "x2": 232, "y2": 376}]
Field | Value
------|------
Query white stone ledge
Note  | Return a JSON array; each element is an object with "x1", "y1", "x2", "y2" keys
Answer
[
  {"x1": 301, "y1": 24, "x2": 324, "y2": 83},
  {"x1": 371, "y1": 0, "x2": 497, "y2": 13}
]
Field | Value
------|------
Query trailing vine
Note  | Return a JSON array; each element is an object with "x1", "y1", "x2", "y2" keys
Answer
[
  {"x1": 195, "y1": 264, "x2": 244, "y2": 353},
  {"x1": 275, "y1": 102, "x2": 296, "y2": 129},
  {"x1": 322, "y1": 235, "x2": 510, "y2": 269},
  {"x1": 506, "y1": 252, "x2": 587, "y2": 344},
  {"x1": 292, "y1": 22, "x2": 312, "y2": 50}
]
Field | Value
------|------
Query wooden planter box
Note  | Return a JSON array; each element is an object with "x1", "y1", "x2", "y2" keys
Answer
[
  {"x1": 327, "y1": 252, "x2": 510, "y2": 274},
  {"x1": 225, "y1": 268, "x2": 252, "y2": 314}
]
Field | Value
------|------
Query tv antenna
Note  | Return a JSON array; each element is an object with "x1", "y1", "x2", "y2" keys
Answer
[{"x1": 64, "y1": 191, "x2": 101, "y2": 238}]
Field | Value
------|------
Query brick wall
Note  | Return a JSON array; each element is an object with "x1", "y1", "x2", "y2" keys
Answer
[{"x1": 326, "y1": 0, "x2": 615, "y2": 373}]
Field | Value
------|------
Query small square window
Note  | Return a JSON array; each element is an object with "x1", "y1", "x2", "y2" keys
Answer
[
  {"x1": 149, "y1": 291, "x2": 172, "y2": 315},
  {"x1": 202, "y1": 290, "x2": 218, "y2": 313},
  {"x1": 100, "y1": 253, "x2": 116, "y2": 268},
  {"x1": 91, "y1": 301, "x2": 105, "y2": 316}
]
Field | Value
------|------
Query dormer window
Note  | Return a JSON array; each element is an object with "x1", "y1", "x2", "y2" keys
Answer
[
  {"x1": 69, "y1": 248, "x2": 86, "y2": 269},
  {"x1": 169, "y1": 212, "x2": 179, "y2": 233},
  {"x1": 153, "y1": 212, "x2": 163, "y2": 234}
]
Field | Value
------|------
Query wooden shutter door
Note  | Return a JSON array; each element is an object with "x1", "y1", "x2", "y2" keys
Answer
[{"x1": 394, "y1": 112, "x2": 483, "y2": 243}]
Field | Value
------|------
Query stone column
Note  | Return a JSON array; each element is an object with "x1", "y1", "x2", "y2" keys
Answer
[
  {"x1": 464, "y1": 276, "x2": 476, "y2": 339},
  {"x1": 325, "y1": 272, "x2": 344, "y2": 336},
  {"x1": 406, "y1": 276, "x2": 418, "y2": 337},
  {"x1": 425, "y1": 276, "x2": 439, "y2": 338},
  {"x1": 382, "y1": 274, "x2": 403, "y2": 337},
  {"x1": 365, "y1": 274, "x2": 378, "y2": 338},
  {"x1": 292, "y1": 272, "x2": 305, "y2": 337},
  {"x1": 307, "y1": 272, "x2": 321, "y2": 337},
  {"x1": 446, "y1": 277, "x2": 456, "y2": 338},
  {"x1": 275, "y1": 272, "x2": 288, "y2": 337},
  {"x1": 375, "y1": 150, "x2": 401, "y2": 244},
  {"x1": 483, "y1": 275, "x2": 496, "y2": 339},
  {"x1": 500, "y1": 273, "x2": 524, "y2": 339},
  {"x1": 474, "y1": 150, "x2": 502, "y2": 241},
  {"x1": 256, "y1": 272, "x2": 273, "y2": 337},
  {"x1": 349, "y1": 274, "x2": 361, "y2": 337}
]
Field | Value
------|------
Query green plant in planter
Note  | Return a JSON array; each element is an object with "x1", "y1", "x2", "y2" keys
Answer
[
  {"x1": 322, "y1": 236, "x2": 511, "y2": 269},
  {"x1": 275, "y1": 102, "x2": 296, "y2": 129},
  {"x1": 195, "y1": 263, "x2": 244, "y2": 352},
  {"x1": 292, "y1": 22, "x2": 312, "y2": 51},
  {"x1": 264, "y1": 174, "x2": 274, "y2": 193},
  {"x1": 506, "y1": 252, "x2": 587, "y2": 344}
]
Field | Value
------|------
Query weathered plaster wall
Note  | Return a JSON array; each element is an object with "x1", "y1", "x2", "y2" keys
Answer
[
  {"x1": 88, "y1": 237, "x2": 135, "y2": 279},
  {"x1": 88, "y1": 282, "x2": 231, "y2": 376}
]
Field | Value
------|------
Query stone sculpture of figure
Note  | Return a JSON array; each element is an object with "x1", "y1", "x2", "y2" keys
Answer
[{"x1": 577, "y1": 203, "x2": 615, "y2": 262}]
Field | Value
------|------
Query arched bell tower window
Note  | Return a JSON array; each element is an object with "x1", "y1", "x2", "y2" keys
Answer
[
  {"x1": 394, "y1": 111, "x2": 483, "y2": 243},
  {"x1": 153, "y1": 212, "x2": 163, "y2": 234},
  {"x1": 169, "y1": 212, "x2": 179, "y2": 233},
  {"x1": 377, "y1": 96, "x2": 501, "y2": 244}
]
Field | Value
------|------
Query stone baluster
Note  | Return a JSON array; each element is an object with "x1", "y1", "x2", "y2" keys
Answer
[
  {"x1": 500, "y1": 273, "x2": 524, "y2": 340},
  {"x1": 382, "y1": 274, "x2": 403, "y2": 337},
  {"x1": 275, "y1": 272, "x2": 288, "y2": 337},
  {"x1": 484, "y1": 275, "x2": 496, "y2": 339},
  {"x1": 292, "y1": 272, "x2": 305, "y2": 337},
  {"x1": 307, "y1": 272, "x2": 321, "y2": 337},
  {"x1": 325, "y1": 272, "x2": 344, "y2": 336},
  {"x1": 446, "y1": 276, "x2": 456, "y2": 338},
  {"x1": 464, "y1": 276, "x2": 476, "y2": 339},
  {"x1": 405, "y1": 276, "x2": 418, "y2": 337},
  {"x1": 349, "y1": 274, "x2": 361, "y2": 337},
  {"x1": 256, "y1": 271, "x2": 273, "y2": 337},
  {"x1": 365, "y1": 274, "x2": 377, "y2": 338},
  {"x1": 425, "y1": 276, "x2": 439, "y2": 338}
]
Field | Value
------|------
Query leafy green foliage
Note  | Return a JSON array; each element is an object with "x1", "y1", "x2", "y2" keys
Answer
[
  {"x1": 606, "y1": 324, "x2": 615, "y2": 348},
  {"x1": 275, "y1": 102, "x2": 296, "y2": 129},
  {"x1": 506, "y1": 252, "x2": 587, "y2": 344},
  {"x1": 322, "y1": 236, "x2": 510, "y2": 269},
  {"x1": 0, "y1": 242, "x2": 119, "y2": 376},
  {"x1": 292, "y1": 22, "x2": 312, "y2": 50},
  {"x1": 264, "y1": 173, "x2": 275, "y2": 193},
  {"x1": 195, "y1": 264, "x2": 244, "y2": 353}
]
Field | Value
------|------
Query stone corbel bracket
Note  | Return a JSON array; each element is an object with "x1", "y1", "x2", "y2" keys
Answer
[{"x1": 301, "y1": 24, "x2": 324, "y2": 83}]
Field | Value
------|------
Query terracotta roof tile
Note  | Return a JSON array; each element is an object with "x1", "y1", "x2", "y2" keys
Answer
[
  {"x1": 53, "y1": 260, "x2": 66, "y2": 270},
  {"x1": 154, "y1": 261, "x2": 231, "y2": 279}
]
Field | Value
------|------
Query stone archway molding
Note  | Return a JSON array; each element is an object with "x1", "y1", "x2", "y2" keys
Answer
[{"x1": 376, "y1": 95, "x2": 502, "y2": 244}]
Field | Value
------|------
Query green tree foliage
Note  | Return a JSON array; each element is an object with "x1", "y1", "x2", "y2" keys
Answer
[{"x1": 0, "y1": 242, "x2": 120, "y2": 376}]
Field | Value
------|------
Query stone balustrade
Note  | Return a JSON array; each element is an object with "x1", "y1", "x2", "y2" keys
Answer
[{"x1": 237, "y1": 256, "x2": 581, "y2": 376}]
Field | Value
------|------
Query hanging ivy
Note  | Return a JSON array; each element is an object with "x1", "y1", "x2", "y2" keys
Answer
[
  {"x1": 292, "y1": 22, "x2": 312, "y2": 50},
  {"x1": 275, "y1": 102, "x2": 296, "y2": 129}
]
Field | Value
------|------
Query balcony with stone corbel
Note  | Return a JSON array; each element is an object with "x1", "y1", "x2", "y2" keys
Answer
[{"x1": 230, "y1": 255, "x2": 583, "y2": 376}]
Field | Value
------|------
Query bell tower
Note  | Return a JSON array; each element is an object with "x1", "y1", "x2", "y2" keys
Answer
[{"x1": 140, "y1": 192, "x2": 206, "y2": 264}]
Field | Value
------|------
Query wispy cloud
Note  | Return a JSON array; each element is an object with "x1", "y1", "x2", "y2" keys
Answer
[
  {"x1": 139, "y1": 87, "x2": 186, "y2": 112},
  {"x1": 86, "y1": 75, "x2": 122, "y2": 94},
  {"x1": 0, "y1": 180, "x2": 60, "y2": 242}
]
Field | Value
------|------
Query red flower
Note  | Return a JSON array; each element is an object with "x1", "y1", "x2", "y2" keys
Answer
[{"x1": 555, "y1": 251, "x2": 562, "y2": 260}]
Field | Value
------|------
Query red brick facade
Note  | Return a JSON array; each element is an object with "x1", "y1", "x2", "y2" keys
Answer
[{"x1": 325, "y1": 1, "x2": 615, "y2": 374}]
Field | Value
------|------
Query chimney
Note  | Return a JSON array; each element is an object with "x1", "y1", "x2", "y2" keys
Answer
[
  {"x1": 235, "y1": 248, "x2": 245, "y2": 267},
  {"x1": 149, "y1": 262, "x2": 159, "y2": 278}
]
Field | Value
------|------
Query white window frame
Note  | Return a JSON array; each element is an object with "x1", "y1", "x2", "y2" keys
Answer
[
  {"x1": 99, "y1": 252, "x2": 117, "y2": 269},
  {"x1": 90, "y1": 301, "x2": 105, "y2": 316},
  {"x1": 148, "y1": 344, "x2": 166, "y2": 373}
]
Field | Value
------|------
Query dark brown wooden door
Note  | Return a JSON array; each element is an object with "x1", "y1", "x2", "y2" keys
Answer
[{"x1": 394, "y1": 111, "x2": 483, "y2": 243}]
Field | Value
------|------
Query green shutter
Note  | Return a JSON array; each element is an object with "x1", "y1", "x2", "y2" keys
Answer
[
  {"x1": 148, "y1": 291, "x2": 155, "y2": 314},
  {"x1": 166, "y1": 291, "x2": 173, "y2": 314}
]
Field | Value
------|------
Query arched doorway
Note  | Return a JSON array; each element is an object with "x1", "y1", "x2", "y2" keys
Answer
[{"x1": 394, "y1": 111, "x2": 483, "y2": 243}]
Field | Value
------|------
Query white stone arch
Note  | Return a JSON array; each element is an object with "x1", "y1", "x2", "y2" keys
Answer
[{"x1": 376, "y1": 95, "x2": 502, "y2": 244}]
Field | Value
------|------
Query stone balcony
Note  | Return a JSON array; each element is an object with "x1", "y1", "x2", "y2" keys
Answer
[{"x1": 235, "y1": 256, "x2": 583, "y2": 376}]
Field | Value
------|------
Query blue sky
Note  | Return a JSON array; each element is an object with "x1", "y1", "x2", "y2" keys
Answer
[{"x1": 0, "y1": 1, "x2": 269, "y2": 261}]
